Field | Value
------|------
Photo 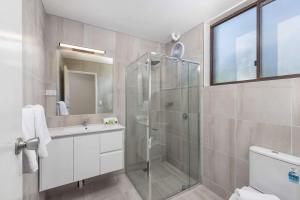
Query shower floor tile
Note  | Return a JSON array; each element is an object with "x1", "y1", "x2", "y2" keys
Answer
[
  {"x1": 127, "y1": 161, "x2": 222, "y2": 200},
  {"x1": 127, "y1": 161, "x2": 191, "y2": 200}
]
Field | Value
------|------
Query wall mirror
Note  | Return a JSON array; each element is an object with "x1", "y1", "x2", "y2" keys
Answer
[{"x1": 56, "y1": 44, "x2": 113, "y2": 116}]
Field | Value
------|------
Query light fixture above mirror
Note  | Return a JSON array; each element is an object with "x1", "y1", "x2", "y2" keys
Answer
[{"x1": 59, "y1": 43, "x2": 106, "y2": 55}]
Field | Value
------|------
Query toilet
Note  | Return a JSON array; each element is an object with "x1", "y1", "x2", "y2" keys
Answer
[{"x1": 230, "y1": 146, "x2": 300, "y2": 200}]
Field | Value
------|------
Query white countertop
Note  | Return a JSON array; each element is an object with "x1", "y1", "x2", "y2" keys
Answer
[{"x1": 49, "y1": 124, "x2": 125, "y2": 138}]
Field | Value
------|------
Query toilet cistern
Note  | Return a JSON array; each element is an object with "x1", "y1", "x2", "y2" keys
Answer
[{"x1": 230, "y1": 146, "x2": 300, "y2": 200}]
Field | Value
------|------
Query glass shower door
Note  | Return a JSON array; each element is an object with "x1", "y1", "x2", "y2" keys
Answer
[
  {"x1": 126, "y1": 53, "x2": 201, "y2": 200},
  {"x1": 186, "y1": 61, "x2": 201, "y2": 187},
  {"x1": 148, "y1": 56, "x2": 191, "y2": 200},
  {"x1": 125, "y1": 54, "x2": 150, "y2": 200}
]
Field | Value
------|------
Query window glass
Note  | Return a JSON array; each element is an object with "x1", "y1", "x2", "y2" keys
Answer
[
  {"x1": 261, "y1": 0, "x2": 300, "y2": 77},
  {"x1": 213, "y1": 8, "x2": 257, "y2": 84}
]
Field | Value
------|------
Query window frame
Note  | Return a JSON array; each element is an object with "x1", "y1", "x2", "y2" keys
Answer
[{"x1": 210, "y1": 0, "x2": 300, "y2": 86}]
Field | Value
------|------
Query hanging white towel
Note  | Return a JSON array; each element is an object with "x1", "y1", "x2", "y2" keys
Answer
[
  {"x1": 235, "y1": 188, "x2": 280, "y2": 200},
  {"x1": 22, "y1": 106, "x2": 38, "y2": 173},
  {"x1": 57, "y1": 101, "x2": 69, "y2": 116},
  {"x1": 33, "y1": 105, "x2": 51, "y2": 158}
]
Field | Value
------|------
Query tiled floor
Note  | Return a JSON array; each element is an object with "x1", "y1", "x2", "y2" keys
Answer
[
  {"x1": 127, "y1": 161, "x2": 196, "y2": 200},
  {"x1": 46, "y1": 173, "x2": 141, "y2": 200},
  {"x1": 45, "y1": 173, "x2": 223, "y2": 200},
  {"x1": 170, "y1": 185, "x2": 224, "y2": 200}
]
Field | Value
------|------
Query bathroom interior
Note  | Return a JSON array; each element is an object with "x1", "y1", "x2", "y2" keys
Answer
[{"x1": 1, "y1": 0, "x2": 300, "y2": 200}]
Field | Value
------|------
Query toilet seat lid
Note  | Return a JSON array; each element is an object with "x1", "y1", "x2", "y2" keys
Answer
[
  {"x1": 229, "y1": 186, "x2": 262, "y2": 200},
  {"x1": 241, "y1": 186, "x2": 261, "y2": 193}
]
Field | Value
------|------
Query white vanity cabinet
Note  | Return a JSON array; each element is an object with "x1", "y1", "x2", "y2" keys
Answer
[
  {"x1": 39, "y1": 125, "x2": 125, "y2": 191},
  {"x1": 40, "y1": 137, "x2": 74, "y2": 191}
]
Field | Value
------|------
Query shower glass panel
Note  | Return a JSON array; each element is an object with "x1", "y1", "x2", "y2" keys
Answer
[
  {"x1": 125, "y1": 53, "x2": 200, "y2": 200},
  {"x1": 125, "y1": 54, "x2": 150, "y2": 200}
]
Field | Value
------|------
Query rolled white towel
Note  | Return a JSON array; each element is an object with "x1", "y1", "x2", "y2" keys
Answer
[
  {"x1": 235, "y1": 188, "x2": 280, "y2": 200},
  {"x1": 57, "y1": 101, "x2": 69, "y2": 116}
]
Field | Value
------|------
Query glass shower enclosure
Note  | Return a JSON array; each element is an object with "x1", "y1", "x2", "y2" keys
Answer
[{"x1": 125, "y1": 53, "x2": 201, "y2": 200}]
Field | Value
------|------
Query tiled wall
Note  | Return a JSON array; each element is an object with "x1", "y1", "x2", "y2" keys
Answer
[
  {"x1": 22, "y1": 0, "x2": 47, "y2": 199},
  {"x1": 44, "y1": 14, "x2": 164, "y2": 127},
  {"x1": 23, "y1": 0, "x2": 46, "y2": 106},
  {"x1": 175, "y1": 20, "x2": 300, "y2": 199},
  {"x1": 202, "y1": 79, "x2": 300, "y2": 199}
]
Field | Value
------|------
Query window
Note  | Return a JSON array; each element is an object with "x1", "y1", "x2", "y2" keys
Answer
[
  {"x1": 261, "y1": 0, "x2": 300, "y2": 77},
  {"x1": 212, "y1": 8, "x2": 257, "y2": 83},
  {"x1": 211, "y1": 0, "x2": 300, "y2": 85}
]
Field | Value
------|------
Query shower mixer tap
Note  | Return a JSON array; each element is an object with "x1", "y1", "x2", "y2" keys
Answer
[{"x1": 182, "y1": 113, "x2": 188, "y2": 120}]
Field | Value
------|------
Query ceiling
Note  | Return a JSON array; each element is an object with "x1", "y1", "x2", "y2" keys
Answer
[{"x1": 42, "y1": 0, "x2": 242, "y2": 43}]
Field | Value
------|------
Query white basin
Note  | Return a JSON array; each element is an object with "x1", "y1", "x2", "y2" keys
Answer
[{"x1": 49, "y1": 124, "x2": 125, "y2": 138}]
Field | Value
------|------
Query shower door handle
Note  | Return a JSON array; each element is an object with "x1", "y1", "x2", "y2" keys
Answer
[{"x1": 148, "y1": 137, "x2": 152, "y2": 149}]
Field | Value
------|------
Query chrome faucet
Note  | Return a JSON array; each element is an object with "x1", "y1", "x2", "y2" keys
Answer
[{"x1": 82, "y1": 120, "x2": 88, "y2": 127}]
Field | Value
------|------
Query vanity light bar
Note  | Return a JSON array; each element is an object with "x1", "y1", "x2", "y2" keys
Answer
[{"x1": 59, "y1": 43, "x2": 106, "y2": 55}]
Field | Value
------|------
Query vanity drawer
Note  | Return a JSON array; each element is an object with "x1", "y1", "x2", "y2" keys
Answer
[
  {"x1": 100, "y1": 131, "x2": 123, "y2": 153},
  {"x1": 100, "y1": 150, "x2": 123, "y2": 174}
]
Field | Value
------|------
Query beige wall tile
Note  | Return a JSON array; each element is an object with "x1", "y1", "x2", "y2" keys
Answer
[
  {"x1": 237, "y1": 80, "x2": 292, "y2": 126},
  {"x1": 292, "y1": 78, "x2": 300, "y2": 126},
  {"x1": 62, "y1": 19, "x2": 84, "y2": 46},
  {"x1": 235, "y1": 120, "x2": 256, "y2": 161},
  {"x1": 44, "y1": 15, "x2": 63, "y2": 51},
  {"x1": 234, "y1": 159, "x2": 249, "y2": 189},
  {"x1": 205, "y1": 116, "x2": 236, "y2": 157},
  {"x1": 236, "y1": 121, "x2": 291, "y2": 160},
  {"x1": 83, "y1": 25, "x2": 116, "y2": 57},
  {"x1": 203, "y1": 148, "x2": 235, "y2": 196},
  {"x1": 115, "y1": 32, "x2": 140, "y2": 65},
  {"x1": 202, "y1": 115, "x2": 211, "y2": 149},
  {"x1": 254, "y1": 123, "x2": 291, "y2": 153},
  {"x1": 206, "y1": 85, "x2": 237, "y2": 118},
  {"x1": 180, "y1": 24, "x2": 204, "y2": 62},
  {"x1": 292, "y1": 126, "x2": 300, "y2": 157}
]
